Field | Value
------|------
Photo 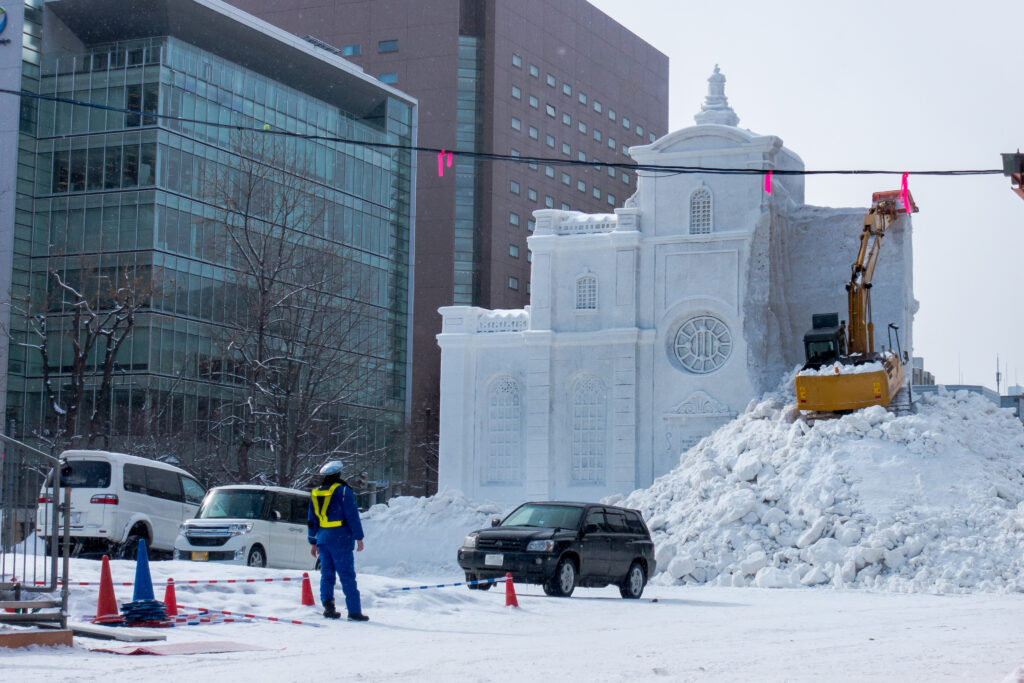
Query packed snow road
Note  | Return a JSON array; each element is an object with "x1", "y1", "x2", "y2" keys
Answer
[{"x1": 3, "y1": 558, "x2": 1022, "y2": 682}]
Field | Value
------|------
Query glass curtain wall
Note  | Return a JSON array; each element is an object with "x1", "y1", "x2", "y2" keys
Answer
[{"x1": 10, "y1": 36, "x2": 412, "y2": 484}]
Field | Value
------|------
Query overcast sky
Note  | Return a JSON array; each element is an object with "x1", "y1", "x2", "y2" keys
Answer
[{"x1": 589, "y1": 0, "x2": 1024, "y2": 391}]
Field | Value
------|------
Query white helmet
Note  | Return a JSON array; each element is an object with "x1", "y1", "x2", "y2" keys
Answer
[{"x1": 319, "y1": 461, "x2": 344, "y2": 475}]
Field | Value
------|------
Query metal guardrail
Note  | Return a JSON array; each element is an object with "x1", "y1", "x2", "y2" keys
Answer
[{"x1": 0, "y1": 435, "x2": 68, "y2": 629}]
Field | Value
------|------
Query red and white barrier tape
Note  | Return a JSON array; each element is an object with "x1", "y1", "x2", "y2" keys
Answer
[
  {"x1": 21, "y1": 576, "x2": 306, "y2": 587},
  {"x1": 177, "y1": 604, "x2": 321, "y2": 628}
]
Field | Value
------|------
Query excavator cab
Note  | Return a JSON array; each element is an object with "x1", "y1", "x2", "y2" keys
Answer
[{"x1": 801, "y1": 313, "x2": 844, "y2": 367}]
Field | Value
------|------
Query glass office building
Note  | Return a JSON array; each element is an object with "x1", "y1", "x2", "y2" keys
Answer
[{"x1": 2, "y1": 0, "x2": 415, "y2": 489}]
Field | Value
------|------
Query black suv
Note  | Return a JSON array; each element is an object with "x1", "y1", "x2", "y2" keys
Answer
[{"x1": 457, "y1": 501, "x2": 656, "y2": 599}]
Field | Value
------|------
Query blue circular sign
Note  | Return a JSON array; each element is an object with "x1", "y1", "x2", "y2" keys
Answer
[{"x1": 0, "y1": 8, "x2": 7, "y2": 36}]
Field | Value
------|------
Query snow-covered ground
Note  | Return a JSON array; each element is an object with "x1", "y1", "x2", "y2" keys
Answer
[{"x1": 4, "y1": 385, "x2": 1024, "y2": 681}]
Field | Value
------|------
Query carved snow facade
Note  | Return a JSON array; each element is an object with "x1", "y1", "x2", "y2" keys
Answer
[{"x1": 437, "y1": 69, "x2": 915, "y2": 505}]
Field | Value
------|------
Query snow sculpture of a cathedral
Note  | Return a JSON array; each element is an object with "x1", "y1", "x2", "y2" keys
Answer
[{"x1": 437, "y1": 67, "x2": 916, "y2": 506}]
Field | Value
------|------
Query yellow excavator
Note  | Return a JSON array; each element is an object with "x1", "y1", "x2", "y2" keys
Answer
[{"x1": 794, "y1": 190, "x2": 917, "y2": 413}]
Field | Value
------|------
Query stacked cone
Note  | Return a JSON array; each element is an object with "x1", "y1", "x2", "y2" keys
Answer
[
  {"x1": 92, "y1": 555, "x2": 124, "y2": 625},
  {"x1": 504, "y1": 572, "x2": 519, "y2": 608},
  {"x1": 119, "y1": 538, "x2": 170, "y2": 627},
  {"x1": 163, "y1": 577, "x2": 178, "y2": 617}
]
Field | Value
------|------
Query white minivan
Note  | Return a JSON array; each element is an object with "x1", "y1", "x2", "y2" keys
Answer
[
  {"x1": 174, "y1": 485, "x2": 315, "y2": 569},
  {"x1": 36, "y1": 450, "x2": 206, "y2": 558}
]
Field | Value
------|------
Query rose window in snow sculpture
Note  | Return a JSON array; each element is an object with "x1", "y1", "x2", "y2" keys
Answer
[{"x1": 673, "y1": 315, "x2": 732, "y2": 373}]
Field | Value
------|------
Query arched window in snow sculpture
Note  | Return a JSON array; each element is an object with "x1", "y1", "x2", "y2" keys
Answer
[
  {"x1": 486, "y1": 376, "x2": 522, "y2": 483},
  {"x1": 673, "y1": 315, "x2": 732, "y2": 373},
  {"x1": 571, "y1": 375, "x2": 606, "y2": 483},
  {"x1": 689, "y1": 186, "x2": 712, "y2": 234},
  {"x1": 575, "y1": 273, "x2": 598, "y2": 310}
]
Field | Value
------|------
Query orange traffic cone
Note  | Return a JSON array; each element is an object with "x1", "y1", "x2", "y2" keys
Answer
[
  {"x1": 163, "y1": 577, "x2": 178, "y2": 616},
  {"x1": 504, "y1": 572, "x2": 519, "y2": 608},
  {"x1": 301, "y1": 572, "x2": 315, "y2": 606},
  {"x1": 92, "y1": 555, "x2": 124, "y2": 624}
]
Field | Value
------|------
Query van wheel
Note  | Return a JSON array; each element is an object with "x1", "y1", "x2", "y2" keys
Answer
[
  {"x1": 117, "y1": 534, "x2": 144, "y2": 561},
  {"x1": 247, "y1": 545, "x2": 267, "y2": 568}
]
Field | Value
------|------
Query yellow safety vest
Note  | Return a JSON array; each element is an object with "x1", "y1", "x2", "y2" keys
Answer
[{"x1": 311, "y1": 483, "x2": 346, "y2": 528}]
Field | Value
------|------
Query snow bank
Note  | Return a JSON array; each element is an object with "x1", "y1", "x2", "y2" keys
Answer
[
  {"x1": 611, "y1": 384, "x2": 1024, "y2": 594},
  {"x1": 796, "y1": 360, "x2": 885, "y2": 376},
  {"x1": 356, "y1": 491, "x2": 503, "y2": 577}
]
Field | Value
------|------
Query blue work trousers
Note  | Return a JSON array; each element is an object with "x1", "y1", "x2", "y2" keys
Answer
[{"x1": 318, "y1": 541, "x2": 361, "y2": 616}]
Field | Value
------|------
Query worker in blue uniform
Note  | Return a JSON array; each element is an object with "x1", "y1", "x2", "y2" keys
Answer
[{"x1": 308, "y1": 461, "x2": 368, "y2": 621}]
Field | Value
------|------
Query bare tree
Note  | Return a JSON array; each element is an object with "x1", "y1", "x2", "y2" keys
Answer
[
  {"x1": 202, "y1": 133, "x2": 399, "y2": 487},
  {"x1": 15, "y1": 264, "x2": 148, "y2": 452}
]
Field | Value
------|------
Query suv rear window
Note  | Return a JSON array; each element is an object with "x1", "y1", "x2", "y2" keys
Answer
[
  {"x1": 50, "y1": 460, "x2": 112, "y2": 488},
  {"x1": 624, "y1": 510, "x2": 648, "y2": 535}
]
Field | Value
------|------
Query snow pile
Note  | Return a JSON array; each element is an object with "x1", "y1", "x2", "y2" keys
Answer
[
  {"x1": 610, "y1": 386, "x2": 1024, "y2": 593},
  {"x1": 796, "y1": 360, "x2": 885, "y2": 376},
  {"x1": 356, "y1": 490, "x2": 503, "y2": 576}
]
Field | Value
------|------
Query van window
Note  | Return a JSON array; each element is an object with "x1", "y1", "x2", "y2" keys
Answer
[
  {"x1": 289, "y1": 495, "x2": 310, "y2": 525},
  {"x1": 146, "y1": 467, "x2": 183, "y2": 501},
  {"x1": 124, "y1": 463, "x2": 147, "y2": 493},
  {"x1": 50, "y1": 460, "x2": 111, "y2": 488},
  {"x1": 269, "y1": 493, "x2": 292, "y2": 522},
  {"x1": 197, "y1": 489, "x2": 268, "y2": 519},
  {"x1": 181, "y1": 477, "x2": 205, "y2": 505}
]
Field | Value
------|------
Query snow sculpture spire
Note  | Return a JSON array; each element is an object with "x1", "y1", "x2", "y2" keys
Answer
[{"x1": 694, "y1": 64, "x2": 739, "y2": 127}]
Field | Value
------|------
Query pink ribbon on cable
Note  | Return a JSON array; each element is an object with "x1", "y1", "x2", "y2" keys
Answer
[
  {"x1": 764, "y1": 170, "x2": 772, "y2": 194},
  {"x1": 437, "y1": 150, "x2": 453, "y2": 177},
  {"x1": 899, "y1": 172, "x2": 911, "y2": 213}
]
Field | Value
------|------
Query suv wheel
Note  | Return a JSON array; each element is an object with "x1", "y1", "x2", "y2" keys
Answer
[
  {"x1": 619, "y1": 561, "x2": 646, "y2": 599},
  {"x1": 247, "y1": 545, "x2": 267, "y2": 568},
  {"x1": 544, "y1": 557, "x2": 576, "y2": 597}
]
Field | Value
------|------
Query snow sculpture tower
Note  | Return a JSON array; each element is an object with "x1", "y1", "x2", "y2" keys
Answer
[{"x1": 437, "y1": 68, "x2": 915, "y2": 506}]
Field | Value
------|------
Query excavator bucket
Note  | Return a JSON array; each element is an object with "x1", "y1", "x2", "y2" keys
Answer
[{"x1": 871, "y1": 189, "x2": 917, "y2": 215}]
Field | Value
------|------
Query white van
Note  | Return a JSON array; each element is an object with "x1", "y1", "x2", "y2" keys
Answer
[
  {"x1": 36, "y1": 450, "x2": 206, "y2": 558},
  {"x1": 173, "y1": 485, "x2": 314, "y2": 569}
]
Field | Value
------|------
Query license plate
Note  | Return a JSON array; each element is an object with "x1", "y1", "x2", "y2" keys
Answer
[
  {"x1": 191, "y1": 551, "x2": 208, "y2": 561},
  {"x1": 484, "y1": 553, "x2": 503, "y2": 566}
]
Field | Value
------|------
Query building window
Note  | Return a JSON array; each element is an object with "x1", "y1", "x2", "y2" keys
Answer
[
  {"x1": 576, "y1": 274, "x2": 598, "y2": 310},
  {"x1": 621, "y1": 172, "x2": 630, "y2": 184},
  {"x1": 341, "y1": 44, "x2": 360, "y2": 56},
  {"x1": 486, "y1": 376, "x2": 522, "y2": 483},
  {"x1": 609, "y1": 109, "x2": 616, "y2": 122},
  {"x1": 561, "y1": 202, "x2": 571, "y2": 211},
  {"x1": 673, "y1": 316, "x2": 732, "y2": 373},
  {"x1": 561, "y1": 143, "x2": 570, "y2": 156},
  {"x1": 562, "y1": 83, "x2": 572, "y2": 96},
  {"x1": 593, "y1": 187, "x2": 601, "y2": 199},
  {"x1": 649, "y1": 132, "x2": 656, "y2": 142},
  {"x1": 593, "y1": 100, "x2": 602, "y2": 113},
  {"x1": 622, "y1": 116, "x2": 630, "y2": 129},
  {"x1": 571, "y1": 375, "x2": 607, "y2": 483},
  {"x1": 607, "y1": 193, "x2": 616, "y2": 206},
  {"x1": 561, "y1": 172, "x2": 571, "y2": 185},
  {"x1": 378, "y1": 73, "x2": 398, "y2": 84},
  {"x1": 528, "y1": 187, "x2": 537, "y2": 201},
  {"x1": 690, "y1": 187, "x2": 713, "y2": 234},
  {"x1": 607, "y1": 167, "x2": 616, "y2": 177},
  {"x1": 527, "y1": 282, "x2": 531, "y2": 294},
  {"x1": 593, "y1": 129, "x2": 601, "y2": 142},
  {"x1": 509, "y1": 276, "x2": 519, "y2": 290},
  {"x1": 546, "y1": 104, "x2": 556, "y2": 117},
  {"x1": 510, "y1": 148, "x2": 520, "y2": 157},
  {"x1": 527, "y1": 219, "x2": 536, "y2": 232},
  {"x1": 512, "y1": 85, "x2": 521, "y2": 99},
  {"x1": 378, "y1": 39, "x2": 399, "y2": 53},
  {"x1": 577, "y1": 151, "x2": 586, "y2": 162},
  {"x1": 577, "y1": 179, "x2": 586, "y2": 193},
  {"x1": 510, "y1": 211, "x2": 520, "y2": 226},
  {"x1": 545, "y1": 166, "x2": 555, "y2": 178},
  {"x1": 546, "y1": 73, "x2": 556, "y2": 87},
  {"x1": 511, "y1": 117, "x2": 521, "y2": 131},
  {"x1": 512, "y1": 53, "x2": 522, "y2": 68},
  {"x1": 562, "y1": 113, "x2": 571, "y2": 126},
  {"x1": 578, "y1": 121, "x2": 587, "y2": 134},
  {"x1": 578, "y1": 92, "x2": 587, "y2": 105},
  {"x1": 528, "y1": 126, "x2": 538, "y2": 139},
  {"x1": 530, "y1": 64, "x2": 539, "y2": 77},
  {"x1": 545, "y1": 134, "x2": 555, "y2": 148},
  {"x1": 636, "y1": 124, "x2": 644, "y2": 137},
  {"x1": 527, "y1": 249, "x2": 532, "y2": 262},
  {"x1": 529, "y1": 95, "x2": 539, "y2": 109},
  {"x1": 608, "y1": 137, "x2": 616, "y2": 150},
  {"x1": 529, "y1": 159, "x2": 538, "y2": 170},
  {"x1": 510, "y1": 244, "x2": 520, "y2": 258},
  {"x1": 622, "y1": 144, "x2": 629, "y2": 155},
  {"x1": 510, "y1": 180, "x2": 520, "y2": 195},
  {"x1": 545, "y1": 196, "x2": 554, "y2": 208}
]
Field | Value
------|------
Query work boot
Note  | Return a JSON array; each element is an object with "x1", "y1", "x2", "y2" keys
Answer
[
  {"x1": 347, "y1": 613, "x2": 369, "y2": 622},
  {"x1": 322, "y1": 600, "x2": 341, "y2": 619}
]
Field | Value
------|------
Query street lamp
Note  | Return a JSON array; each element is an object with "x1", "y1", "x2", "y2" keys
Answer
[{"x1": 1001, "y1": 152, "x2": 1024, "y2": 201}]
